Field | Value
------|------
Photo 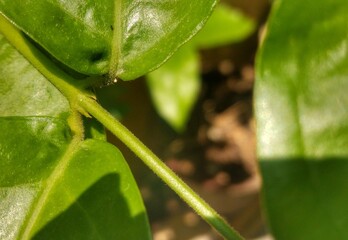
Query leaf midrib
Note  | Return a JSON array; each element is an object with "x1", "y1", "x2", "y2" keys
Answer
[
  {"x1": 109, "y1": 0, "x2": 122, "y2": 79},
  {"x1": 18, "y1": 112, "x2": 83, "y2": 239}
]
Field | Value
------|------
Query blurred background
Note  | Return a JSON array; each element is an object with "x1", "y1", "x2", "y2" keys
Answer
[{"x1": 97, "y1": 0, "x2": 271, "y2": 239}]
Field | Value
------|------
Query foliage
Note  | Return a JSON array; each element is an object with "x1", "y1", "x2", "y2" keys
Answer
[
  {"x1": 0, "y1": 17, "x2": 151, "y2": 240},
  {"x1": 0, "y1": 0, "x2": 216, "y2": 80},
  {"x1": 0, "y1": 1, "x2": 245, "y2": 239},
  {"x1": 3, "y1": 0, "x2": 346, "y2": 239},
  {"x1": 255, "y1": 0, "x2": 348, "y2": 239},
  {"x1": 146, "y1": 4, "x2": 255, "y2": 131}
]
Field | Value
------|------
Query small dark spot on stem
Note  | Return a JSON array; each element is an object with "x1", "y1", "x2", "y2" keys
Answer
[{"x1": 110, "y1": 25, "x2": 114, "y2": 31}]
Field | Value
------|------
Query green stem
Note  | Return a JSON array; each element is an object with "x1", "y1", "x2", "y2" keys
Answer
[
  {"x1": 79, "y1": 96, "x2": 243, "y2": 240},
  {"x1": 0, "y1": 14, "x2": 243, "y2": 240}
]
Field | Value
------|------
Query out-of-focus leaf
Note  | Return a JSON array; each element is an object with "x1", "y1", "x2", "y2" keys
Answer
[
  {"x1": 255, "y1": 0, "x2": 348, "y2": 239},
  {"x1": 0, "y1": 32, "x2": 151, "y2": 239},
  {"x1": 193, "y1": 4, "x2": 255, "y2": 49},
  {"x1": 147, "y1": 3, "x2": 254, "y2": 131},
  {"x1": 0, "y1": 0, "x2": 217, "y2": 80},
  {"x1": 147, "y1": 46, "x2": 199, "y2": 132}
]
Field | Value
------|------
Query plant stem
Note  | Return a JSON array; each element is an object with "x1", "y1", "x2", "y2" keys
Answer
[
  {"x1": 0, "y1": 14, "x2": 243, "y2": 239},
  {"x1": 79, "y1": 96, "x2": 244, "y2": 240}
]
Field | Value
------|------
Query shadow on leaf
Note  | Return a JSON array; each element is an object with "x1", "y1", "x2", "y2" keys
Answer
[
  {"x1": 261, "y1": 158, "x2": 348, "y2": 240},
  {"x1": 33, "y1": 174, "x2": 149, "y2": 240}
]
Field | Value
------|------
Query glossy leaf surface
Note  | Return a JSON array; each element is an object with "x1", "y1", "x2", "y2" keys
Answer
[
  {"x1": 0, "y1": 0, "x2": 217, "y2": 80},
  {"x1": 255, "y1": 0, "x2": 348, "y2": 239},
  {"x1": 147, "y1": 4, "x2": 255, "y2": 131},
  {"x1": 0, "y1": 32, "x2": 151, "y2": 239}
]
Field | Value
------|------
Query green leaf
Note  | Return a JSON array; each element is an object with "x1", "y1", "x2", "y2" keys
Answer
[
  {"x1": 0, "y1": 0, "x2": 217, "y2": 80},
  {"x1": 146, "y1": 45, "x2": 200, "y2": 132},
  {"x1": 255, "y1": 0, "x2": 348, "y2": 239},
  {"x1": 31, "y1": 140, "x2": 151, "y2": 240},
  {"x1": 146, "y1": 3, "x2": 255, "y2": 131},
  {"x1": 0, "y1": 31, "x2": 151, "y2": 239},
  {"x1": 192, "y1": 4, "x2": 255, "y2": 49}
]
